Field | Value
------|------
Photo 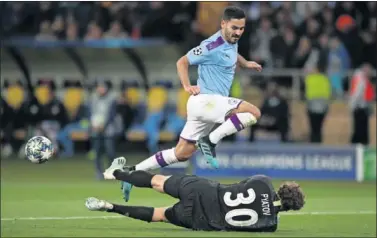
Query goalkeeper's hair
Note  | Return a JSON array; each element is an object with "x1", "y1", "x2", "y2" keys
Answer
[{"x1": 277, "y1": 181, "x2": 305, "y2": 211}]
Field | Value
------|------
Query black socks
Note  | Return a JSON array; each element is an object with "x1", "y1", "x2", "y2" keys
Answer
[
  {"x1": 108, "y1": 204, "x2": 154, "y2": 223},
  {"x1": 113, "y1": 170, "x2": 154, "y2": 188}
]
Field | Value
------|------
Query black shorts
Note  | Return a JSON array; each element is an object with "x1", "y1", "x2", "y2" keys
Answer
[{"x1": 163, "y1": 175, "x2": 216, "y2": 230}]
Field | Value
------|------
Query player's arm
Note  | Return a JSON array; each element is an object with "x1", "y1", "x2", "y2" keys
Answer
[
  {"x1": 237, "y1": 53, "x2": 249, "y2": 68},
  {"x1": 176, "y1": 55, "x2": 192, "y2": 91},
  {"x1": 176, "y1": 43, "x2": 213, "y2": 95},
  {"x1": 237, "y1": 53, "x2": 262, "y2": 72}
]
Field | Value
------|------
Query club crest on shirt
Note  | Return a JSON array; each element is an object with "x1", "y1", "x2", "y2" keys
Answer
[
  {"x1": 193, "y1": 46, "x2": 203, "y2": 56},
  {"x1": 228, "y1": 98, "x2": 239, "y2": 106}
]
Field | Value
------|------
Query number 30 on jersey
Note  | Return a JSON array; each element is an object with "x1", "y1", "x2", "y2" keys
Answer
[{"x1": 223, "y1": 188, "x2": 259, "y2": 227}]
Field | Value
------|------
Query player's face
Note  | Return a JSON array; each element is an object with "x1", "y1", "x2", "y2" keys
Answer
[{"x1": 222, "y1": 18, "x2": 245, "y2": 44}]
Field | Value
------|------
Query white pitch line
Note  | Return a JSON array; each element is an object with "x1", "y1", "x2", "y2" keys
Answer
[
  {"x1": 1, "y1": 215, "x2": 123, "y2": 221},
  {"x1": 1, "y1": 211, "x2": 375, "y2": 222},
  {"x1": 282, "y1": 211, "x2": 376, "y2": 216}
]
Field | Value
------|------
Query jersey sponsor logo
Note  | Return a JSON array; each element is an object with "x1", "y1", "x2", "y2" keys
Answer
[{"x1": 193, "y1": 47, "x2": 203, "y2": 56}]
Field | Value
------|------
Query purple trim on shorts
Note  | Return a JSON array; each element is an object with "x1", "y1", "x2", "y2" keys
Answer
[
  {"x1": 206, "y1": 36, "x2": 225, "y2": 51},
  {"x1": 180, "y1": 136, "x2": 197, "y2": 144},
  {"x1": 229, "y1": 114, "x2": 244, "y2": 131},
  {"x1": 155, "y1": 151, "x2": 168, "y2": 167},
  {"x1": 236, "y1": 100, "x2": 243, "y2": 109}
]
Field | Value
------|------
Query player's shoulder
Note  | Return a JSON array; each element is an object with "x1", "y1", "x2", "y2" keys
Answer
[
  {"x1": 250, "y1": 174, "x2": 272, "y2": 183},
  {"x1": 249, "y1": 175, "x2": 275, "y2": 192},
  {"x1": 199, "y1": 31, "x2": 226, "y2": 52}
]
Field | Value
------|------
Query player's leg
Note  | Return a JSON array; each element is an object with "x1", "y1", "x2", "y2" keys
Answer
[
  {"x1": 120, "y1": 137, "x2": 197, "y2": 201},
  {"x1": 127, "y1": 95, "x2": 214, "y2": 172},
  {"x1": 120, "y1": 120, "x2": 213, "y2": 201},
  {"x1": 104, "y1": 158, "x2": 178, "y2": 196},
  {"x1": 85, "y1": 197, "x2": 169, "y2": 223},
  {"x1": 197, "y1": 97, "x2": 261, "y2": 160},
  {"x1": 129, "y1": 137, "x2": 196, "y2": 172},
  {"x1": 207, "y1": 99, "x2": 261, "y2": 144}
]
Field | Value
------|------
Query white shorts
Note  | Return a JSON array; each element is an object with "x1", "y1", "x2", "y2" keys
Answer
[{"x1": 180, "y1": 94, "x2": 242, "y2": 142}]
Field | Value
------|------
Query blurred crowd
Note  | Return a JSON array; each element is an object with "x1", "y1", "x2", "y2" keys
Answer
[
  {"x1": 2, "y1": 2, "x2": 376, "y2": 89},
  {"x1": 1, "y1": 1, "x2": 196, "y2": 41},
  {"x1": 1, "y1": 2, "x2": 376, "y2": 171}
]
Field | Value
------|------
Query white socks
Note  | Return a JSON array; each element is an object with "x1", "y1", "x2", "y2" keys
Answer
[
  {"x1": 209, "y1": 112, "x2": 257, "y2": 144},
  {"x1": 133, "y1": 113, "x2": 257, "y2": 171},
  {"x1": 135, "y1": 148, "x2": 179, "y2": 171}
]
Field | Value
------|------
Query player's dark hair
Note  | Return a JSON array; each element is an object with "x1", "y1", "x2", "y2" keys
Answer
[
  {"x1": 277, "y1": 182, "x2": 305, "y2": 211},
  {"x1": 222, "y1": 6, "x2": 246, "y2": 21}
]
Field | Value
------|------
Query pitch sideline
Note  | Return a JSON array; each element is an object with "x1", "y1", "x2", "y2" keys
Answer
[{"x1": 2, "y1": 211, "x2": 376, "y2": 222}]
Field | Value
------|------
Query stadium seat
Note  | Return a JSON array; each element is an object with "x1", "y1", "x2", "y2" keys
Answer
[
  {"x1": 126, "y1": 86, "x2": 168, "y2": 141},
  {"x1": 61, "y1": 87, "x2": 90, "y2": 141},
  {"x1": 125, "y1": 86, "x2": 147, "y2": 141},
  {"x1": 6, "y1": 84, "x2": 25, "y2": 109},
  {"x1": 6, "y1": 85, "x2": 27, "y2": 140},
  {"x1": 159, "y1": 88, "x2": 189, "y2": 141},
  {"x1": 126, "y1": 86, "x2": 168, "y2": 152},
  {"x1": 63, "y1": 87, "x2": 84, "y2": 117},
  {"x1": 34, "y1": 85, "x2": 51, "y2": 105}
]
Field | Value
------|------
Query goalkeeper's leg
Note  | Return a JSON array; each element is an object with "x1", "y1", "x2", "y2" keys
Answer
[{"x1": 85, "y1": 197, "x2": 169, "y2": 223}]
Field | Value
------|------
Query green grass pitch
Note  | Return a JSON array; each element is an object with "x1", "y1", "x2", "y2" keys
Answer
[{"x1": 1, "y1": 156, "x2": 376, "y2": 237}]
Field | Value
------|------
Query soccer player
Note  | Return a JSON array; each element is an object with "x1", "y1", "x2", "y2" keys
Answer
[
  {"x1": 86, "y1": 158, "x2": 305, "y2": 232},
  {"x1": 120, "y1": 6, "x2": 262, "y2": 201}
]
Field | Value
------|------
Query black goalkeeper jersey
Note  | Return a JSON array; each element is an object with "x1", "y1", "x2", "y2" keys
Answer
[{"x1": 217, "y1": 175, "x2": 280, "y2": 232}]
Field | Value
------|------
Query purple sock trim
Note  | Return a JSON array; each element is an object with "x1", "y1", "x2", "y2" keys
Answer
[
  {"x1": 155, "y1": 151, "x2": 168, "y2": 167},
  {"x1": 229, "y1": 114, "x2": 244, "y2": 131}
]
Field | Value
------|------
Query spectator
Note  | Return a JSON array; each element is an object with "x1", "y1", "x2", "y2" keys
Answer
[
  {"x1": 65, "y1": 21, "x2": 78, "y2": 41},
  {"x1": 273, "y1": 3, "x2": 299, "y2": 28},
  {"x1": 103, "y1": 21, "x2": 129, "y2": 39},
  {"x1": 296, "y1": 2, "x2": 321, "y2": 21},
  {"x1": 51, "y1": 15, "x2": 65, "y2": 39},
  {"x1": 89, "y1": 80, "x2": 118, "y2": 180},
  {"x1": 349, "y1": 63, "x2": 375, "y2": 145},
  {"x1": 317, "y1": 33, "x2": 330, "y2": 71},
  {"x1": 361, "y1": 17, "x2": 376, "y2": 68},
  {"x1": 117, "y1": 85, "x2": 137, "y2": 136},
  {"x1": 305, "y1": 18, "x2": 321, "y2": 43},
  {"x1": 35, "y1": 20, "x2": 57, "y2": 41},
  {"x1": 84, "y1": 21, "x2": 103, "y2": 40},
  {"x1": 57, "y1": 82, "x2": 89, "y2": 157},
  {"x1": 249, "y1": 82, "x2": 290, "y2": 143},
  {"x1": 38, "y1": 2, "x2": 55, "y2": 23},
  {"x1": 2, "y1": 82, "x2": 29, "y2": 157},
  {"x1": 316, "y1": 6, "x2": 335, "y2": 35},
  {"x1": 28, "y1": 80, "x2": 69, "y2": 156},
  {"x1": 0, "y1": 95, "x2": 13, "y2": 158},
  {"x1": 327, "y1": 35, "x2": 351, "y2": 97},
  {"x1": 271, "y1": 26, "x2": 297, "y2": 68},
  {"x1": 249, "y1": 17, "x2": 276, "y2": 67},
  {"x1": 304, "y1": 64, "x2": 332, "y2": 143},
  {"x1": 290, "y1": 36, "x2": 319, "y2": 72}
]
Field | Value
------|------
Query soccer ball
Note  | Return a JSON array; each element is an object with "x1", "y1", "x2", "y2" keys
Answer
[{"x1": 25, "y1": 136, "x2": 54, "y2": 164}]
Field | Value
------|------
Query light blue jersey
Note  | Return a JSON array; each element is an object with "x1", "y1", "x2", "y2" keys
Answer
[{"x1": 186, "y1": 31, "x2": 238, "y2": 97}]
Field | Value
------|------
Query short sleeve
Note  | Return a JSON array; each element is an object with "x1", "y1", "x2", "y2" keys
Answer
[{"x1": 186, "y1": 44, "x2": 214, "y2": 65}]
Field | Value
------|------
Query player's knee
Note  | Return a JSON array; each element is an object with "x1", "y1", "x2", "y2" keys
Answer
[
  {"x1": 236, "y1": 101, "x2": 261, "y2": 119},
  {"x1": 174, "y1": 138, "x2": 197, "y2": 161},
  {"x1": 151, "y1": 207, "x2": 169, "y2": 222},
  {"x1": 151, "y1": 175, "x2": 169, "y2": 193}
]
